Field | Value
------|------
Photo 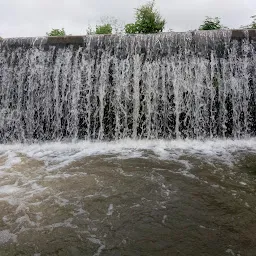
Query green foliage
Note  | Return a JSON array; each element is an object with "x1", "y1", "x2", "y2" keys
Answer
[
  {"x1": 251, "y1": 15, "x2": 256, "y2": 29},
  {"x1": 125, "y1": 23, "x2": 138, "y2": 34},
  {"x1": 87, "y1": 16, "x2": 123, "y2": 35},
  {"x1": 46, "y1": 28, "x2": 66, "y2": 36},
  {"x1": 95, "y1": 24, "x2": 112, "y2": 34},
  {"x1": 99, "y1": 16, "x2": 123, "y2": 34},
  {"x1": 125, "y1": 1, "x2": 166, "y2": 34},
  {"x1": 246, "y1": 15, "x2": 256, "y2": 29},
  {"x1": 199, "y1": 17, "x2": 223, "y2": 30}
]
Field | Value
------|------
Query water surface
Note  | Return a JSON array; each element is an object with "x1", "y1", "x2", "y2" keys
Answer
[{"x1": 0, "y1": 139, "x2": 256, "y2": 255}]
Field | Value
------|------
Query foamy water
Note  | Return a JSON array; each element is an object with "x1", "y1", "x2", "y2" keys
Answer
[
  {"x1": 0, "y1": 139, "x2": 255, "y2": 255},
  {"x1": 1, "y1": 138, "x2": 256, "y2": 171}
]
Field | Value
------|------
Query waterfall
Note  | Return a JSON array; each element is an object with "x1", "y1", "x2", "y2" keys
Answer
[{"x1": 0, "y1": 30, "x2": 256, "y2": 142}]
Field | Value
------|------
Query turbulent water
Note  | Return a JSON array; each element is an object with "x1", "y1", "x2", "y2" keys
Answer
[
  {"x1": 0, "y1": 30, "x2": 256, "y2": 142},
  {"x1": 0, "y1": 139, "x2": 256, "y2": 255}
]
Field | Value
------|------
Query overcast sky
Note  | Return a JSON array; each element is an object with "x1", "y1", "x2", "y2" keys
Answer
[{"x1": 0, "y1": 0, "x2": 255, "y2": 38}]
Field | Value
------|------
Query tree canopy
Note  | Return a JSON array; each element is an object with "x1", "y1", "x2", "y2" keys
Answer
[
  {"x1": 44, "y1": 12, "x2": 256, "y2": 37},
  {"x1": 95, "y1": 24, "x2": 112, "y2": 34},
  {"x1": 86, "y1": 16, "x2": 123, "y2": 35},
  {"x1": 46, "y1": 28, "x2": 66, "y2": 36},
  {"x1": 199, "y1": 17, "x2": 223, "y2": 30},
  {"x1": 125, "y1": 1, "x2": 166, "y2": 34}
]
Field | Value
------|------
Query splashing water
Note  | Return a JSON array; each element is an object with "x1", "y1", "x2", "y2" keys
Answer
[{"x1": 0, "y1": 31, "x2": 256, "y2": 142}]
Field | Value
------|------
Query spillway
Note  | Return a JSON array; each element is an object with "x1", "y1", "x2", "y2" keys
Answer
[{"x1": 1, "y1": 30, "x2": 256, "y2": 142}]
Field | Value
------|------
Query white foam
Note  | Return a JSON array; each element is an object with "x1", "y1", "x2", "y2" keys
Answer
[
  {"x1": 0, "y1": 184, "x2": 20, "y2": 195},
  {"x1": 88, "y1": 237, "x2": 105, "y2": 256},
  {"x1": 226, "y1": 249, "x2": 235, "y2": 256},
  {"x1": 0, "y1": 151, "x2": 21, "y2": 170},
  {"x1": 0, "y1": 230, "x2": 17, "y2": 244},
  {"x1": 0, "y1": 138, "x2": 256, "y2": 170},
  {"x1": 162, "y1": 215, "x2": 167, "y2": 224},
  {"x1": 179, "y1": 170, "x2": 198, "y2": 179},
  {"x1": 107, "y1": 204, "x2": 114, "y2": 216}
]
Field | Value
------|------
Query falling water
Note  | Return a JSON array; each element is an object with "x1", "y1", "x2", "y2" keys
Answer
[{"x1": 0, "y1": 30, "x2": 256, "y2": 142}]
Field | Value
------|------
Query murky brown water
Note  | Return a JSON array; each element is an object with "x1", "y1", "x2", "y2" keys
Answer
[{"x1": 0, "y1": 141, "x2": 256, "y2": 256}]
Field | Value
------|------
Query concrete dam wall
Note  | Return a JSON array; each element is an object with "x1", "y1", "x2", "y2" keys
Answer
[{"x1": 0, "y1": 30, "x2": 256, "y2": 142}]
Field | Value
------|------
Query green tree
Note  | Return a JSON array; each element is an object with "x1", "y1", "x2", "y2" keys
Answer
[
  {"x1": 199, "y1": 17, "x2": 223, "y2": 30},
  {"x1": 99, "y1": 16, "x2": 123, "y2": 34},
  {"x1": 46, "y1": 28, "x2": 66, "y2": 36},
  {"x1": 125, "y1": 23, "x2": 138, "y2": 34},
  {"x1": 95, "y1": 24, "x2": 112, "y2": 34},
  {"x1": 242, "y1": 15, "x2": 256, "y2": 29},
  {"x1": 87, "y1": 16, "x2": 123, "y2": 35},
  {"x1": 250, "y1": 15, "x2": 256, "y2": 28},
  {"x1": 125, "y1": 1, "x2": 166, "y2": 34}
]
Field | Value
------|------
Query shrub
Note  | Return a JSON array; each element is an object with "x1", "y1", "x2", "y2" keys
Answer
[
  {"x1": 46, "y1": 28, "x2": 66, "y2": 36},
  {"x1": 199, "y1": 17, "x2": 223, "y2": 30},
  {"x1": 125, "y1": 1, "x2": 165, "y2": 34},
  {"x1": 95, "y1": 24, "x2": 112, "y2": 34}
]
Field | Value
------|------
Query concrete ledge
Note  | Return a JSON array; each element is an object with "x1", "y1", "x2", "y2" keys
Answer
[
  {"x1": 46, "y1": 36, "x2": 85, "y2": 46},
  {"x1": 45, "y1": 30, "x2": 256, "y2": 45},
  {"x1": 231, "y1": 29, "x2": 256, "y2": 40},
  {"x1": 1, "y1": 30, "x2": 256, "y2": 47}
]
